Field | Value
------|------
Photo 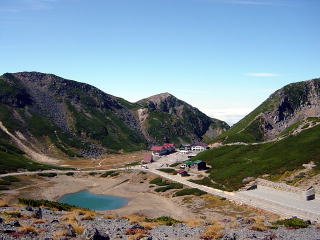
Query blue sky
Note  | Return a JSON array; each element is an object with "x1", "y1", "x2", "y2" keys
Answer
[{"x1": 0, "y1": 0, "x2": 319, "y2": 124}]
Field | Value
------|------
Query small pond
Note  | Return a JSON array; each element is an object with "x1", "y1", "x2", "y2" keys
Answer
[{"x1": 58, "y1": 190, "x2": 128, "y2": 211}]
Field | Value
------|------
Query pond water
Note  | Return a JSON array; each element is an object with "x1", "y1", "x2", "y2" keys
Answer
[{"x1": 58, "y1": 190, "x2": 128, "y2": 211}]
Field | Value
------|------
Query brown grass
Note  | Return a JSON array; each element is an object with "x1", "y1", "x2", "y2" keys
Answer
[
  {"x1": 81, "y1": 211, "x2": 96, "y2": 221},
  {"x1": 60, "y1": 151, "x2": 147, "y2": 170},
  {"x1": 200, "y1": 220, "x2": 224, "y2": 240},
  {"x1": 0, "y1": 199, "x2": 9, "y2": 207},
  {"x1": 32, "y1": 219, "x2": 47, "y2": 225},
  {"x1": 62, "y1": 212, "x2": 78, "y2": 225},
  {"x1": 71, "y1": 223, "x2": 84, "y2": 235},
  {"x1": 103, "y1": 214, "x2": 115, "y2": 219},
  {"x1": 140, "y1": 221, "x2": 161, "y2": 229},
  {"x1": 249, "y1": 216, "x2": 269, "y2": 232},
  {"x1": 124, "y1": 214, "x2": 146, "y2": 223},
  {"x1": 18, "y1": 225, "x2": 38, "y2": 235},
  {"x1": 183, "y1": 218, "x2": 204, "y2": 227},
  {"x1": 54, "y1": 230, "x2": 68, "y2": 237}
]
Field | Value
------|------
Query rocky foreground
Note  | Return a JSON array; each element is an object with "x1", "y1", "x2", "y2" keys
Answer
[{"x1": 0, "y1": 206, "x2": 320, "y2": 240}]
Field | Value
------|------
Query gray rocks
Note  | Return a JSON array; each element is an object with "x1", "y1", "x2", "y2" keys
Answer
[
  {"x1": 65, "y1": 224, "x2": 76, "y2": 237},
  {"x1": 10, "y1": 220, "x2": 20, "y2": 227},
  {"x1": 84, "y1": 228, "x2": 110, "y2": 240},
  {"x1": 25, "y1": 206, "x2": 33, "y2": 211},
  {"x1": 34, "y1": 208, "x2": 42, "y2": 219},
  {"x1": 1, "y1": 206, "x2": 320, "y2": 240}
]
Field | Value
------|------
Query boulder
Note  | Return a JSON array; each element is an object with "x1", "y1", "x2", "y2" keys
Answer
[
  {"x1": 131, "y1": 223, "x2": 145, "y2": 229},
  {"x1": 10, "y1": 220, "x2": 21, "y2": 227},
  {"x1": 65, "y1": 224, "x2": 76, "y2": 237},
  {"x1": 25, "y1": 206, "x2": 33, "y2": 211},
  {"x1": 84, "y1": 228, "x2": 110, "y2": 240},
  {"x1": 51, "y1": 219, "x2": 59, "y2": 224},
  {"x1": 34, "y1": 208, "x2": 43, "y2": 219}
]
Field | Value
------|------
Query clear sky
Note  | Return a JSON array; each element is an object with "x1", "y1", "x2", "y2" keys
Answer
[{"x1": 1, "y1": 0, "x2": 319, "y2": 124}]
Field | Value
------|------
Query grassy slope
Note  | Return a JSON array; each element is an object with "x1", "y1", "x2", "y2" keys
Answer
[
  {"x1": 194, "y1": 124, "x2": 320, "y2": 191},
  {"x1": 0, "y1": 137, "x2": 56, "y2": 173},
  {"x1": 67, "y1": 101, "x2": 147, "y2": 152},
  {"x1": 214, "y1": 79, "x2": 320, "y2": 144},
  {"x1": 146, "y1": 107, "x2": 213, "y2": 144},
  {"x1": 0, "y1": 76, "x2": 147, "y2": 155},
  {"x1": 213, "y1": 92, "x2": 280, "y2": 143}
]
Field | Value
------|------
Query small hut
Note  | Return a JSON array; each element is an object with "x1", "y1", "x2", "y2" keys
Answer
[
  {"x1": 176, "y1": 169, "x2": 189, "y2": 177},
  {"x1": 142, "y1": 154, "x2": 153, "y2": 164},
  {"x1": 304, "y1": 186, "x2": 315, "y2": 201}
]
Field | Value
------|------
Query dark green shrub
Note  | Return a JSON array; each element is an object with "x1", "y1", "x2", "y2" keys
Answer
[
  {"x1": 174, "y1": 188, "x2": 206, "y2": 197},
  {"x1": 100, "y1": 171, "x2": 119, "y2": 177},
  {"x1": 65, "y1": 172, "x2": 75, "y2": 176},
  {"x1": 0, "y1": 180, "x2": 11, "y2": 185},
  {"x1": 37, "y1": 173, "x2": 57, "y2": 177},
  {"x1": 18, "y1": 198, "x2": 84, "y2": 211},
  {"x1": 149, "y1": 177, "x2": 168, "y2": 186},
  {"x1": 0, "y1": 186, "x2": 9, "y2": 190},
  {"x1": 1, "y1": 176, "x2": 20, "y2": 182},
  {"x1": 273, "y1": 217, "x2": 310, "y2": 228},
  {"x1": 157, "y1": 168, "x2": 177, "y2": 175},
  {"x1": 145, "y1": 216, "x2": 181, "y2": 226},
  {"x1": 169, "y1": 162, "x2": 180, "y2": 167}
]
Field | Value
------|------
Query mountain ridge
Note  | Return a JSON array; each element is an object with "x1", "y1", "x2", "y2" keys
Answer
[
  {"x1": 0, "y1": 71, "x2": 228, "y2": 163},
  {"x1": 215, "y1": 77, "x2": 320, "y2": 144},
  {"x1": 136, "y1": 92, "x2": 229, "y2": 144}
]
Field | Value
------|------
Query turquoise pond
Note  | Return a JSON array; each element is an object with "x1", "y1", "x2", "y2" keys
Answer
[{"x1": 58, "y1": 190, "x2": 128, "y2": 211}]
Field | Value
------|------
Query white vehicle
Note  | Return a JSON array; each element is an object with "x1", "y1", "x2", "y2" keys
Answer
[
  {"x1": 141, "y1": 165, "x2": 148, "y2": 169},
  {"x1": 180, "y1": 164, "x2": 186, "y2": 169}
]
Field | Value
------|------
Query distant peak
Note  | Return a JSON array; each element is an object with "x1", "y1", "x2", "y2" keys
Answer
[
  {"x1": 148, "y1": 92, "x2": 173, "y2": 98},
  {"x1": 137, "y1": 92, "x2": 175, "y2": 105}
]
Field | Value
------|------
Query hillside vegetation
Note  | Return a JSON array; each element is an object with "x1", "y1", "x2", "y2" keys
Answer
[
  {"x1": 214, "y1": 78, "x2": 320, "y2": 144},
  {"x1": 0, "y1": 72, "x2": 228, "y2": 165},
  {"x1": 194, "y1": 123, "x2": 320, "y2": 191},
  {"x1": 138, "y1": 93, "x2": 229, "y2": 144},
  {"x1": 0, "y1": 138, "x2": 56, "y2": 173},
  {"x1": 0, "y1": 72, "x2": 148, "y2": 158}
]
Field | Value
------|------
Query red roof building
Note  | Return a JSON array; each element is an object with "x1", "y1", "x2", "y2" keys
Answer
[
  {"x1": 150, "y1": 143, "x2": 175, "y2": 156},
  {"x1": 142, "y1": 154, "x2": 153, "y2": 164}
]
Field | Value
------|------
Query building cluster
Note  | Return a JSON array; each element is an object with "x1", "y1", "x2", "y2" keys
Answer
[
  {"x1": 179, "y1": 142, "x2": 209, "y2": 153},
  {"x1": 141, "y1": 142, "x2": 209, "y2": 166},
  {"x1": 150, "y1": 143, "x2": 175, "y2": 156},
  {"x1": 176, "y1": 160, "x2": 207, "y2": 176}
]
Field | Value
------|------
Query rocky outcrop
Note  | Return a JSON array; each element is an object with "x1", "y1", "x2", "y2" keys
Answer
[
  {"x1": 219, "y1": 78, "x2": 320, "y2": 143},
  {"x1": 0, "y1": 72, "x2": 147, "y2": 158}
]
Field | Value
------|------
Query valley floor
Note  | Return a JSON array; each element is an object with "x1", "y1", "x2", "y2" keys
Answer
[{"x1": 1, "y1": 171, "x2": 320, "y2": 239}]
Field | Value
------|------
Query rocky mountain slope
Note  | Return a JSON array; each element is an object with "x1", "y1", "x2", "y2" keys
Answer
[
  {"x1": 216, "y1": 78, "x2": 320, "y2": 144},
  {"x1": 0, "y1": 72, "x2": 147, "y2": 159},
  {"x1": 0, "y1": 72, "x2": 228, "y2": 162},
  {"x1": 137, "y1": 93, "x2": 229, "y2": 144}
]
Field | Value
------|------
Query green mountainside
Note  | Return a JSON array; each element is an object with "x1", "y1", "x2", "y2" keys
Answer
[
  {"x1": 0, "y1": 129, "x2": 55, "y2": 173},
  {"x1": 193, "y1": 122, "x2": 320, "y2": 191},
  {"x1": 137, "y1": 93, "x2": 229, "y2": 144},
  {"x1": 0, "y1": 72, "x2": 228, "y2": 171},
  {"x1": 214, "y1": 78, "x2": 320, "y2": 144},
  {"x1": 0, "y1": 72, "x2": 147, "y2": 159}
]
